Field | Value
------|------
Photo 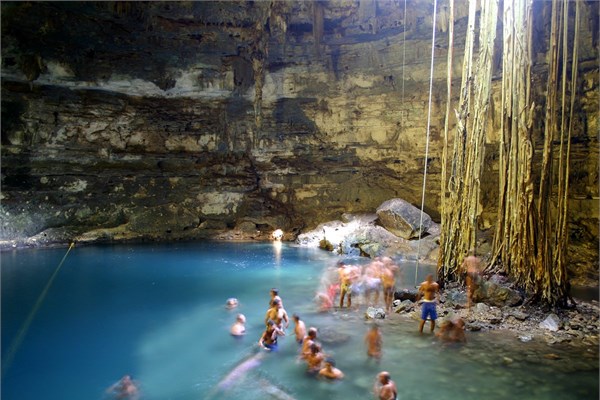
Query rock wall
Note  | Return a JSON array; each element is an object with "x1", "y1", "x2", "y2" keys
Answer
[{"x1": 1, "y1": 1, "x2": 598, "y2": 283}]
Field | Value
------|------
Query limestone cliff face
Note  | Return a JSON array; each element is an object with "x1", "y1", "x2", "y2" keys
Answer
[{"x1": 1, "y1": 1, "x2": 598, "y2": 281}]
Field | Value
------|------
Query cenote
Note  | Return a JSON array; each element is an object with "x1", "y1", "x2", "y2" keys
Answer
[{"x1": 1, "y1": 242, "x2": 598, "y2": 400}]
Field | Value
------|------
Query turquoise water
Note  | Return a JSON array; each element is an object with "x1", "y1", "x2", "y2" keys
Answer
[{"x1": 1, "y1": 242, "x2": 598, "y2": 400}]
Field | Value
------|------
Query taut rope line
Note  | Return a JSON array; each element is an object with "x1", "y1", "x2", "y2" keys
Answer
[
  {"x1": 415, "y1": 0, "x2": 438, "y2": 287},
  {"x1": 2, "y1": 242, "x2": 75, "y2": 377},
  {"x1": 401, "y1": 0, "x2": 407, "y2": 114}
]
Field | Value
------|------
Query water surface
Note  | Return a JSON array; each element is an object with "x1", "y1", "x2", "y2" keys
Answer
[{"x1": 1, "y1": 242, "x2": 597, "y2": 400}]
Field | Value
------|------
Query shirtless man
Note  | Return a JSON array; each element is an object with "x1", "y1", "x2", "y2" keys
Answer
[
  {"x1": 300, "y1": 327, "x2": 318, "y2": 359},
  {"x1": 338, "y1": 262, "x2": 360, "y2": 308},
  {"x1": 230, "y1": 314, "x2": 246, "y2": 336},
  {"x1": 318, "y1": 358, "x2": 344, "y2": 380},
  {"x1": 380, "y1": 260, "x2": 397, "y2": 313},
  {"x1": 265, "y1": 299, "x2": 289, "y2": 330},
  {"x1": 365, "y1": 324, "x2": 382, "y2": 361},
  {"x1": 270, "y1": 288, "x2": 282, "y2": 307},
  {"x1": 462, "y1": 251, "x2": 481, "y2": 311},
  {"x1": 305, "y1": 343, "x2": 325, "y2": 375},
  {"x1": 292, "y1": 314, "x2": 307, "y2": 344},
  {"x1": 418, "y1": 274, "x2": 440, "y2": 333},
  {"x1": 374, "y1": 371, "x2": 397, "y2": 400}
]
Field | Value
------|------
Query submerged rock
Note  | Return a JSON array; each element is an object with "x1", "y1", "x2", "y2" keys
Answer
[{"x1": 365, "y1": 306, "x2": 386, "y2": 319}]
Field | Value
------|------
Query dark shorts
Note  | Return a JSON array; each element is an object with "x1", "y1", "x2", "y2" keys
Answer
[
  {"x1": 421, "y1": 301, "x2": 437, "y2": 321},
  {"x1": 264, "y1": 341, "x2": 278, "y2": 351}
]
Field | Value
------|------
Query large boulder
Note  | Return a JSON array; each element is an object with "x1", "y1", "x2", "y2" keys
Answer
[
  {"x1": 472, "y1": 280, "x2": 523, "y2": 307},
  {"x1": 376, "y1": 199, "x2": 432, "y2": 239}
]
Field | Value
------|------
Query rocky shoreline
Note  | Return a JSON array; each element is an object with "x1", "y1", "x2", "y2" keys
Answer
[{"x1": 391, "y1": 284, "x2": 600, "y2": 349}]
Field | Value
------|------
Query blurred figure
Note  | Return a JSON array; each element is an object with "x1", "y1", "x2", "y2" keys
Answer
[
  {"x1": 259, "y1": 319, "x2": 285, "y2": 351},
  {"x1": 318, "y1": 358, "x2": 344, "y2": 380},
  {"x1": 364, "y1": 324, "x2": 382, "y2": 362},
  {"x1": 363, "y1": 259, "x2": 383, "y2": 306},
  {"x1": 462, "y1": 250, "x2": 481, "y2": 311},
  {"x1": 315, "y1": 291, "x2": 334, "y2": 312},
  {"x1": 230, "y1": 313, "x2": 246, "y2": 336},
  {"x1": 106, "y1": 375, "x2": 139, "y2": 400},
  {"x1": 418, "y1": 274, "x2": 440, "y2": 333},
  {"x1": 380, "y1": 259, "x2": 398, "y2": 313},
  {"x1": 305, "y1": 343, "x2": 325, "y2": 375},
  {"x1": 338, "y1": 261, "x2": 361, "y2": 308},
  {"x1": 373, "y1": 371, "x2": 397, "y2": 400},
  {"x1": 292, "y1": 314, "x2": 307, "y2": 344},
  {"x1": 436, "y1": 317, "x2": 466, "y2": 343}
]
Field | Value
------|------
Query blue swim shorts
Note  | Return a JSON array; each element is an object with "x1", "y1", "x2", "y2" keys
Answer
[
  {"x1": 421, "y1": 301, "x2": 437, "y2": 321},
  {"x1": 264, "y1": 342, "x2": 278, "y2": 351}
]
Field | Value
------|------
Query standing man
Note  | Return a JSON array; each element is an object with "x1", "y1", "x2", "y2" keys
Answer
[
  {"x1": 380, "y1": 260, "x2": 397, "y2": 313},
  {"x1": 462, "y1": 250, "x2": 481, "y2": 311},
  {"x1": 418, "y1": 274, "x2": 439, "y2": 333},
  {"x1": 338, "y1": 262, "x2": 360, "y2": 308},
  {"x1": 373, "y1": 371, "x2": 397, "y2": 400}
]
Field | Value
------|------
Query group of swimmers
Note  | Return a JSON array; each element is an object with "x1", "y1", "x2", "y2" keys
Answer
[
  {"x1": 223, "y1": 252, "x2": 478, "y2": 399},
  {"x1": 228, "y1": 287, "x2": 401, "y2": 399}
]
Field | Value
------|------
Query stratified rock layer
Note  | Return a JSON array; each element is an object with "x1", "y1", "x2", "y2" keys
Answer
[{"x1": 0, "y1": 1, "x2": 598, "y2": 286}]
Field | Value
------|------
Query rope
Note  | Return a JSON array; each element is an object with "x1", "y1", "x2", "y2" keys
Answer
[
  {"x1": 415, "y1": 0, "x2": 438, "y2": 287},
  {"x1": 401, "y1": 0, "x2": 407, "y2": 116},
  {"x1": 2, "y1": 242, "x2": 75, "y2": 377}
]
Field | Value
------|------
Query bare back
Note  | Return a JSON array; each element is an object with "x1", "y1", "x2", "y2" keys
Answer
[{"x1": 419, "y1": 279, "x2": 439, "y2": 301}]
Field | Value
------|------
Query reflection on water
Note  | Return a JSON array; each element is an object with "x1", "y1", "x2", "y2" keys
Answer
[{"x1": 1, "y1": 242, "x2": 598, "y2": 400}]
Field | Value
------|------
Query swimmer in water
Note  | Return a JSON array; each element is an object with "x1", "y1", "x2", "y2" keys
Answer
[
  {"x1": 300, "y1": 327, "x2": 318, "y2": 359},
  {"x1": 318, "y1": 358, "x2": 344, "y2": 380},
  {"x1": 365, "y1": 324, "x2": 382, "y2": 362},
  {"x1": 226, "y1": 298, "x2": 239, "y2": 309},
  {"x1": 374, "y1": 371, "x2": 397, "y2": 400},
  {"x1": 305, "y1": 343, "x2": 325, "y2": 375},
  {"x1": 106, "y1": 375, "x2": 139, "y2": 400},
  {"x1": 230, "y1": 314, "x2": 246, "y2": 336}
]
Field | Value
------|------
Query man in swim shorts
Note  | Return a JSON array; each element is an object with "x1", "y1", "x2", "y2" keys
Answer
[{"x1": 418, "y1": 274, "x2": 440, "y2": 333}]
